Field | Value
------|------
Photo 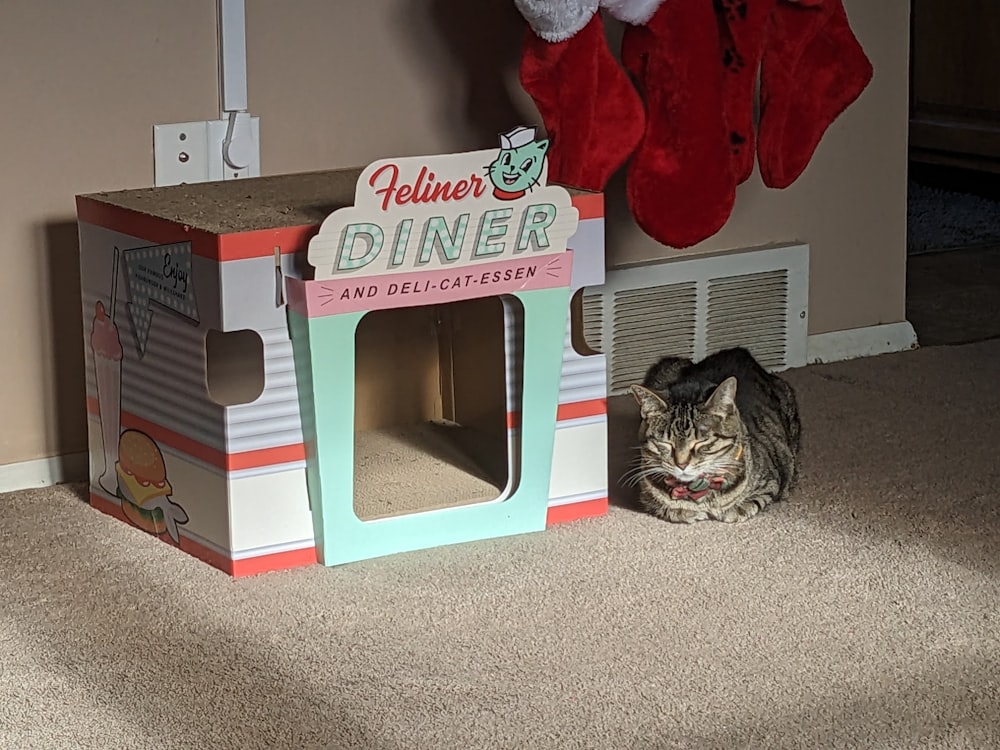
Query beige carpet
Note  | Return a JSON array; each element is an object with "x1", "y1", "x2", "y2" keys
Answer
[{"x1": 4, "y1": 341, "x2": 1000, "y2": 749}]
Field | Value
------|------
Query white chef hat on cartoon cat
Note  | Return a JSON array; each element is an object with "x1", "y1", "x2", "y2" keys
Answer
[{"x1": 499, "y1": 126, "x2": 538, "y2": 150}]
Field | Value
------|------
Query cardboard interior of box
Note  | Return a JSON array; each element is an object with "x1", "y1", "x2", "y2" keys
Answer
[
  {"x1": 351, "y1": 297, "x2": 512, "y2": 520},
  {"x1": 90, "y1": 168, "x2": 526, "y2": 520}
]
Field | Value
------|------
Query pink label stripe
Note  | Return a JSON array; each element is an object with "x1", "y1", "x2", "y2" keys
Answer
[{"x1": 287, "y1": 252, "x2": 573, "y2": 318}]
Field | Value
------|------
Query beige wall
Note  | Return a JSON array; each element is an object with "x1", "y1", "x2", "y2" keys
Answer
[
  {"x1": 0, "y1": 1, "x2": 219, "y2": 466},
  {"x1": 0, "y1": 0, "x2": 909, "y2": 467}
]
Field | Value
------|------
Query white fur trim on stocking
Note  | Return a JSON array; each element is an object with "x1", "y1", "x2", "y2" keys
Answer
[
  {"x1": 514, "y1": 0, "x2": 600, "y2": 42},
  {"x1": 600, "y1": 0, "x2": 664, "y2": 26}
]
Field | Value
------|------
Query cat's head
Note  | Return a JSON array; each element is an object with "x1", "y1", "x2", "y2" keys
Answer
[{"x1": 630, "y1": 377, "x2": 746, "y2": 482}]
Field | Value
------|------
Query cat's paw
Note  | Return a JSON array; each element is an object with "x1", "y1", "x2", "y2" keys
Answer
[
  {"x1": 662, "y1": 507, "x2": 709, "y2": 524},
  {"x1": 720, "y1": 498, "x2": 765, "y2": 523}
]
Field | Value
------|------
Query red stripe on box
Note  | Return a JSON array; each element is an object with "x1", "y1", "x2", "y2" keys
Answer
[
  {"x1": 505, "y1": 399, "x2": 608, "y2": 429},
  {"x1": 90, "y1": 491, "x2": 235, "y2": 574},
  {"x1": 230, "y1": 547, "x2": 319, "y2": 577},
  {"x1": 556, "y1": 399, "x2": 606, "y2": 421},
  {"x1": 76, "y1": 196, "x2": 314, "y2": 262},
  {"x1": 570, "y1": 192, "x2": 604, "y2": 220},
  {"x1": 90, "y1": 491, "x2": 317, "y2": 577},
  {"x1": 216, "y1": 226, "x2": 317, "y2": 261},
  {"x1": 77, "y1": 196, "x2": 221, "y2": 259},
  {"x1": 545, "y1": 497, "x2": 608, "y2": 526},
  {"x1": 87, "y1": 398, "x2": 305, "y2": 471},
  {"x1": 227, "y1": 444, "x2": 307, "y2": 471}
]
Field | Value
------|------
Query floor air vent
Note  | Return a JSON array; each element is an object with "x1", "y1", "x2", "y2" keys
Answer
[{"x1": 581, "y1": 244, "x2": 809, "y2": 395}]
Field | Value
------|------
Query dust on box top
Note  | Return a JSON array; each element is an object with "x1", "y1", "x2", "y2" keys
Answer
[
  {"x1": 79, "y1": 168, "x2": 362, "y2": 235},
  {"x1": 80, "y1": 166, "x2": 596, "y2": 236}
]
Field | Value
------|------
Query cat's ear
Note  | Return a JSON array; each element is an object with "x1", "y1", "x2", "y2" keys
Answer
[
  {"x1": 703, "y1": 377, "x2": 737, "y2": 418},
  {"x1": 630, "y1": 385, "x2": 668, "y2": 419},
  {"x1": 534, "y1": 139, "x2": 550, "y2": 155}
]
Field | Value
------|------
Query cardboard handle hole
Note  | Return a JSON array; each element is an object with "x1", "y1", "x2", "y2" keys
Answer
[{"x1": 205, "y1": 328, "x2": 265, "y2": 406}]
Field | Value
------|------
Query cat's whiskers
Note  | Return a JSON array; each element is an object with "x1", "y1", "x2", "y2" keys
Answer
[
  {"x1": 620, "y1": 464, "x2": 652, "y2": 486},
  {"x1": 620, "y1": 463, "x2": 670, "y2": 488},
  {"x1": 698, "y1": 448, "x2": 746, "y2": 476},
  {"x1": 619, "y1": 456, "x2": 648, "y2": 483}
]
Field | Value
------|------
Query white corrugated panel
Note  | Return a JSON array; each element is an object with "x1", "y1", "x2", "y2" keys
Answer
[{"x1": 557, "y1": 322, "x2": 607, "y2": 405}]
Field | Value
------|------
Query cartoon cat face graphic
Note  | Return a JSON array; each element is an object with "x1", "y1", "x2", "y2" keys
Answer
[{"x1": 488, "y1": 138, "x2": 549, "y2": 199}]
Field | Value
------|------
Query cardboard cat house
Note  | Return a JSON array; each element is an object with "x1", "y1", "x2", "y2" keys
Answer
[{"x1": 76, "y1": 128, "x2": 609, "y2": 575}]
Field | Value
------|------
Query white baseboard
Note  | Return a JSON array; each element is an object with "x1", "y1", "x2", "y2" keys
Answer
[
  {"x1": 806, "y1": 321, "x2": 919, "y2": 365},
  {"x1": 0, "y1": 451, "x2": 89, "y2": 494}
]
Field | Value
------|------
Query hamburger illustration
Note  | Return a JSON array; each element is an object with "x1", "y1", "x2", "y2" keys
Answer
[{"x1": 115, "y1": 429, "x2": 172, "y2": 535}]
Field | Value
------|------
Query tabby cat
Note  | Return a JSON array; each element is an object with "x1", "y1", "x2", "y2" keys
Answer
[{"x1": 628, "y1": 347, "x2": 801, "y2": 524}]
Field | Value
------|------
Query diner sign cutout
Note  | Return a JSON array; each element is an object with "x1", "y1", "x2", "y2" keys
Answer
[{"x1": 307, "y1": 127, "x2": 580, "y2": 295}]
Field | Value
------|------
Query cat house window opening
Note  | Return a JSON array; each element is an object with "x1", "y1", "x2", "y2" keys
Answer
[{"x1": 569, "y1": 287, "x2": 602, "y2": 356}]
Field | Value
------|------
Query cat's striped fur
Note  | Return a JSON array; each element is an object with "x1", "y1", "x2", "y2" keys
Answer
[{"x1": 628, "y1": 347, "x2": 801, "y2": 523}]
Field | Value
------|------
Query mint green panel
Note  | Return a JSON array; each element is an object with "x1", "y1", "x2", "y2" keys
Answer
[
  {"x1": 288, "y1": 286, "x2": 570, "y2": 567},
  {"x1": 288, "y1": 307, "x2": 366, "y2": 562}
]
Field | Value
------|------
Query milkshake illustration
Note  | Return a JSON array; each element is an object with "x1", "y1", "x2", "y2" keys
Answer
[{"x1": 92, "y1": 249, "x2": 124, "y2": 494}]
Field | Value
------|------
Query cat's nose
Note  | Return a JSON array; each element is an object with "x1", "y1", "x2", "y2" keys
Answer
[{"x1": 674, "y1": 453, "x2": 690, "y2": 469}]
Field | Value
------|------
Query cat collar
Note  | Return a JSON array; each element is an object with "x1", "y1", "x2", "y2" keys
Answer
[{"x1": 661, "y1": 445, "x2": 743, "y2": 501}]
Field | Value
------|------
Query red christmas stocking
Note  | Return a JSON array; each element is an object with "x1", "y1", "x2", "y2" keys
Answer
[
  {"x1": 620, "y1": 0, "x2": 736, "y2": 249},
  {"x1": 515, "y1": 0, "x2": 646, "y2": 192},
  {"x1": 756, "y1": 0, "x2": 873, "y2": 189},
  {"x1": 713, "y1": 0, "x2": 777, "y2": 185}
]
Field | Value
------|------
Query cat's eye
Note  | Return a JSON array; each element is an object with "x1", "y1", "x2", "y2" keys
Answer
[
  {"x1": 520, "y1": 157, "x2": 534, "y2": 172},
  {"x1": 503, "y1": 153, "x2": 512, "y2": 166},
  {"x1": 702, "y1": 441, "x2": 732, "y2": 455},
  {"x1": 647, "y1": 441, "x2": 671, "y2": 455}
]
